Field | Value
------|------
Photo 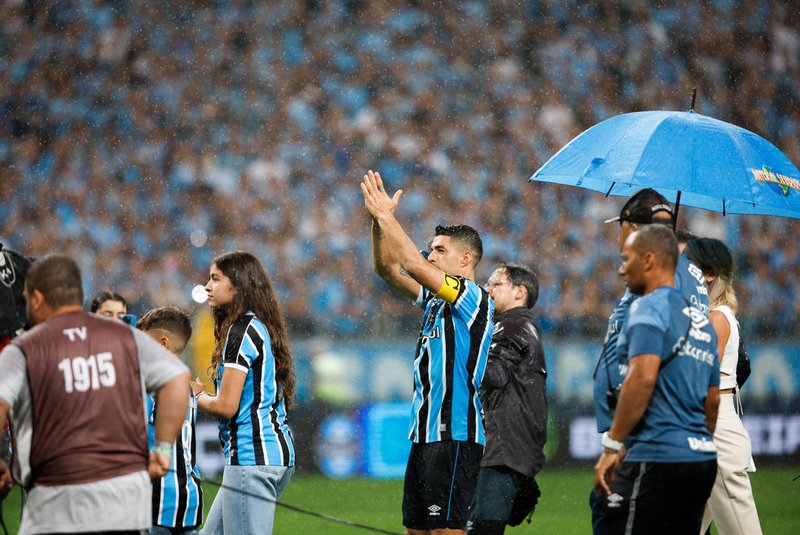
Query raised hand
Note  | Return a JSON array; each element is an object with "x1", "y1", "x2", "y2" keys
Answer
[{"x1": 361, "y1": 170, "x2": 402, "y2": 219}]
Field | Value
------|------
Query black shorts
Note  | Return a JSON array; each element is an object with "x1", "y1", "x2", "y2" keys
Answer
[
  {"x1": 402, "y1": 440, "x2": 483, "y2": 530},
  {"x1": 603, "y1": 460, "x2": 716, "y2": 535}
]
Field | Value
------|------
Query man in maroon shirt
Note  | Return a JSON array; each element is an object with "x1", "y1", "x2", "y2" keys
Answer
[{"x1": 0, "y1": 254, "x2": 190, "y2": 534}]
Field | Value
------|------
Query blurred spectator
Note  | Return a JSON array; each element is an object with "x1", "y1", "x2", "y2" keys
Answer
[{"x1": 1, "y1": 0, "x2": 798, "y2": 340}]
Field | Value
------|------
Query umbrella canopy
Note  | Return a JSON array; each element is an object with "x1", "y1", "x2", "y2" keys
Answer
[{"x1": 530, "y1": 110, "x2": 800, "y2": 219}]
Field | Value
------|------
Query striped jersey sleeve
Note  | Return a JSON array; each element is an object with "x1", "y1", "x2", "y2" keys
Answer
[{"x1": 222, "y1": 316, "x2": 260, "y2": 373}]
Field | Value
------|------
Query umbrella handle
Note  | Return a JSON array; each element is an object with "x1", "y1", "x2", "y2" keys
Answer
[
  {"x1": 689, "y1": 88, "x2": 697, "y2": 112},
  {"x1": 673, "y1": 191, "x2": 681, "y2": 230}
]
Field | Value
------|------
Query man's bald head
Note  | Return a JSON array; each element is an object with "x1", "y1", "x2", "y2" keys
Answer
[{"x1": 628, "y1": 224, "x2": 679, "y2": 272}]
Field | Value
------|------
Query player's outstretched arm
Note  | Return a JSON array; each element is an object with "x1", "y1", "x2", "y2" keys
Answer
[
  {"x1": 361, "y1": 170, "x2": 421, "y2": 299},
  {"x1": 362, "y1": 170, "x2": 457, "y2": 300}
]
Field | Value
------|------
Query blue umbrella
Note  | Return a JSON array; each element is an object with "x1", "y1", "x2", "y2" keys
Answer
[{"x1": 530, "y1": 109, "x2": 800, "y2": 220}]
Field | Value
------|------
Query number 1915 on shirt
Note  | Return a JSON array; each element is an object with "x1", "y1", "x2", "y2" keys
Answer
[{"x1": 57, "y1": 352, "x2": 117, "y2": 393}]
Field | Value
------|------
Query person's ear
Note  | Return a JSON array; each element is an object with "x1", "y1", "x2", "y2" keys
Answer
[
  {"x1": 515, "y1": 285, "x2": 527, "y2": 303},
  {"x1": 461, "y1": 250, "x2": 472, "y2": 269},
  {"x1": 159, "y1": 335, "x2": 173, "y2": 352},
  {"x1": 642, "y1": 251, "x2": 656, "y2": 271},
  {"x1": 27, "y1": 289, "x2": 46, "y2": 311}
]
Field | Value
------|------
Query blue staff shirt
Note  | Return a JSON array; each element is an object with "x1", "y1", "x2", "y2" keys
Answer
[
  {"x1": 593, "y1": 254, "x2": 709, "y2": 432},
  {"x1": 619, "y1": 286, "x2": 719, "y2": 463}
]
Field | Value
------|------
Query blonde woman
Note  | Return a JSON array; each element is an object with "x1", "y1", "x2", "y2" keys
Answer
[{"x1": 683, "y1": 238, "x2": 761, "y2": 535}]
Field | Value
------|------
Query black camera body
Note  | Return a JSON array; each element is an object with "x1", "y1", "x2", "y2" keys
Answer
[
  {"x1": 0, "y1": 244, "x2": 32, "y2": 339},
  {"x1": 606, "y1": 386, "x2": 621, "y2": 411},
  {"x1": 120, "y1": 313, "x2": 138, "y2": 327}
]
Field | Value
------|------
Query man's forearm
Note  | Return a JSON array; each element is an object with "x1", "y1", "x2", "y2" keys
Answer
[
  {"x1": 153, "y1": 372, "x2": 190, "y2": 444},
  {"x1": 609, "y1": 386, "x2": 652, "y2": 441},
  {"x1": 0, "y1": 398, "x2": 8, "y2": 425},
  {"x1": 705, "y1": 387, "x2": 720, "y2": 434},
  {"x1": 608, "y1": 358, "x2": 659, "y2": 441},
  {"x1": 374, "y1": 212, "x2": 423, "y2": 273},
  {"x1": 371, "y1": 218, "x2": 395, "y2": 276}
]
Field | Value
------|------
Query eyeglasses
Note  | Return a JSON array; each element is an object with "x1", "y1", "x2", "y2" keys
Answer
[{"x1": 485, "y1": 280, "x2": 512, "y2": 289}]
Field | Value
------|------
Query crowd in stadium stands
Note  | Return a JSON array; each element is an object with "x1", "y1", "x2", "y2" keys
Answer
[{"x1": 2, "y1": 0, "x2": 799, "y2": 339}]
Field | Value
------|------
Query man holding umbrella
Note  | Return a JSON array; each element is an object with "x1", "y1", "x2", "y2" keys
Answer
[
  {"x1": 593, "y1": 224, "x2": 719, "y2": 534},
  {"x1": 590, "y1": 188, "x2": 709, "y2": 534}
]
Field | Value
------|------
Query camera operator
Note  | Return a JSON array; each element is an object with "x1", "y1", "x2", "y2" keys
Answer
[{"x1": 89, "y1": 289, "x2": 137, "y2": 325}]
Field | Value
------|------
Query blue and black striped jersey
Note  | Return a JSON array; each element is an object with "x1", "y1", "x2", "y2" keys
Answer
[
  {"x1": 216, "y1": 314, "x2": 295, "y2": 467},
  {"x1": 409, "y1": 277, "x2": 494, "y2": 445},
  {"x1": 147, "y1": 391, "x2": 203, "y2": 529}
]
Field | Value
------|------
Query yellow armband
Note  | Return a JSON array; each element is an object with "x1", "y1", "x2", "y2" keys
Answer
[{"x1": 435, "y1": 274, "x2": 462, "y2": 304}]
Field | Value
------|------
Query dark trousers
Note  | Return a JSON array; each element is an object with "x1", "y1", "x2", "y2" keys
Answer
[
  {"x1": 589, "y1": 486, "x2": 609, "y2": 535},
  {"x1": 603, "y1": 460, "x2": 716, "y2": 535},
  {"x1": 466, "y1": 466, "x2": 533, "y2": 535}
]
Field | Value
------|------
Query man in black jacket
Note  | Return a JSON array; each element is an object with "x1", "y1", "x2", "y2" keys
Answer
[{"x1": 466, "y1": 263, "x2": 547, "y2": 535}]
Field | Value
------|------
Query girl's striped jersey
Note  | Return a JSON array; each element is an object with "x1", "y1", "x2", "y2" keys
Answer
[
  {"x1": 216, "y1": 314, "x2": 295, "y2": 466},
  {"x1": 409, "y1": 277, "x2": 494, "y2": 444}
]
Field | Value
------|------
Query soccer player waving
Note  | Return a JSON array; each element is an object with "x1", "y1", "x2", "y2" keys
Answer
[{"x1": 361, "y1": 170, "x2": 494, "y2": 535}]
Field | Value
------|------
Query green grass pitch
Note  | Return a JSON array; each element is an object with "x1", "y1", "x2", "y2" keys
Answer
[{"x1": 1, "y1": 465, "x2": 797, "y2": 533}]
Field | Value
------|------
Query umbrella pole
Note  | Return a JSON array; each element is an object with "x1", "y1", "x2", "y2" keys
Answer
[{"x1": 673, "y1": 191, "x2": 682, "y2": 230}]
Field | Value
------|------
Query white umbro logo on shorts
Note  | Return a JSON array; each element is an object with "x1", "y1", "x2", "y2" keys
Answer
[
  {"x1": 428, "y1": 504, "x2": 442, "y2": 516},
  {"x1": 606, "y1": 493, "x2": 624, "y2": 508}
]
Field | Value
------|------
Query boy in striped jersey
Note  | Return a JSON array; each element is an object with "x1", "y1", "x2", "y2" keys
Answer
[
  {"x1": 362, "y1": 170, "x2": 494, "y2": 535},
  {"x1": 139, "y1": 307, "x2": 203, "y2": 534}
]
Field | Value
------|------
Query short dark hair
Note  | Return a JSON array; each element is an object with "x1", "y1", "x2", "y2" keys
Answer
[
  {"x1": 137, "y1": 306, "x2": 193, "y2": 347},
  {"x1": 675, "y1": 229, "x2": 697, "y2": 244},
  {"x1": 434, "y1": 224, "x2": 483, "y2": 265},
  {"x1": 630, "y1": 225, "x2": 679, "y2": 271},
  {"x1": 25, "y1": 254, "x2": 83, "y2": 308},
  {"x1": 500, "y1": 263, "x2": 539, "y2": 309},
  {"x1": 89, "y1": 290, "x2": 128, "y2": 313},
  {"x1": 607, "y1": 188, "x2": 673, "y2": 225}
]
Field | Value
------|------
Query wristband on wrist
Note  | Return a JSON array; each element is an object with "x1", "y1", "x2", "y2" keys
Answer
[
  {"x1": 602, "y1": 431, "x2": 623, "y2": 453},
  {"x1": 153, "y1": 441, "x2": 172, "y2": 458}
]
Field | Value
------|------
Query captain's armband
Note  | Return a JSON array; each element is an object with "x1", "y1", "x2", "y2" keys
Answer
[{"x1": 434, "y1": 273, "x2": 461, "y2": 304}]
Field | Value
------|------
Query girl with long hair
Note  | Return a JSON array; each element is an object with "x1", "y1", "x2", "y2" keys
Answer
[
  {"x1": 683, "y1": 238, "x2": 762, "y2": 535},
  {"x1": 192, "y1": 251, "x2": 296, "y2": 535}
]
